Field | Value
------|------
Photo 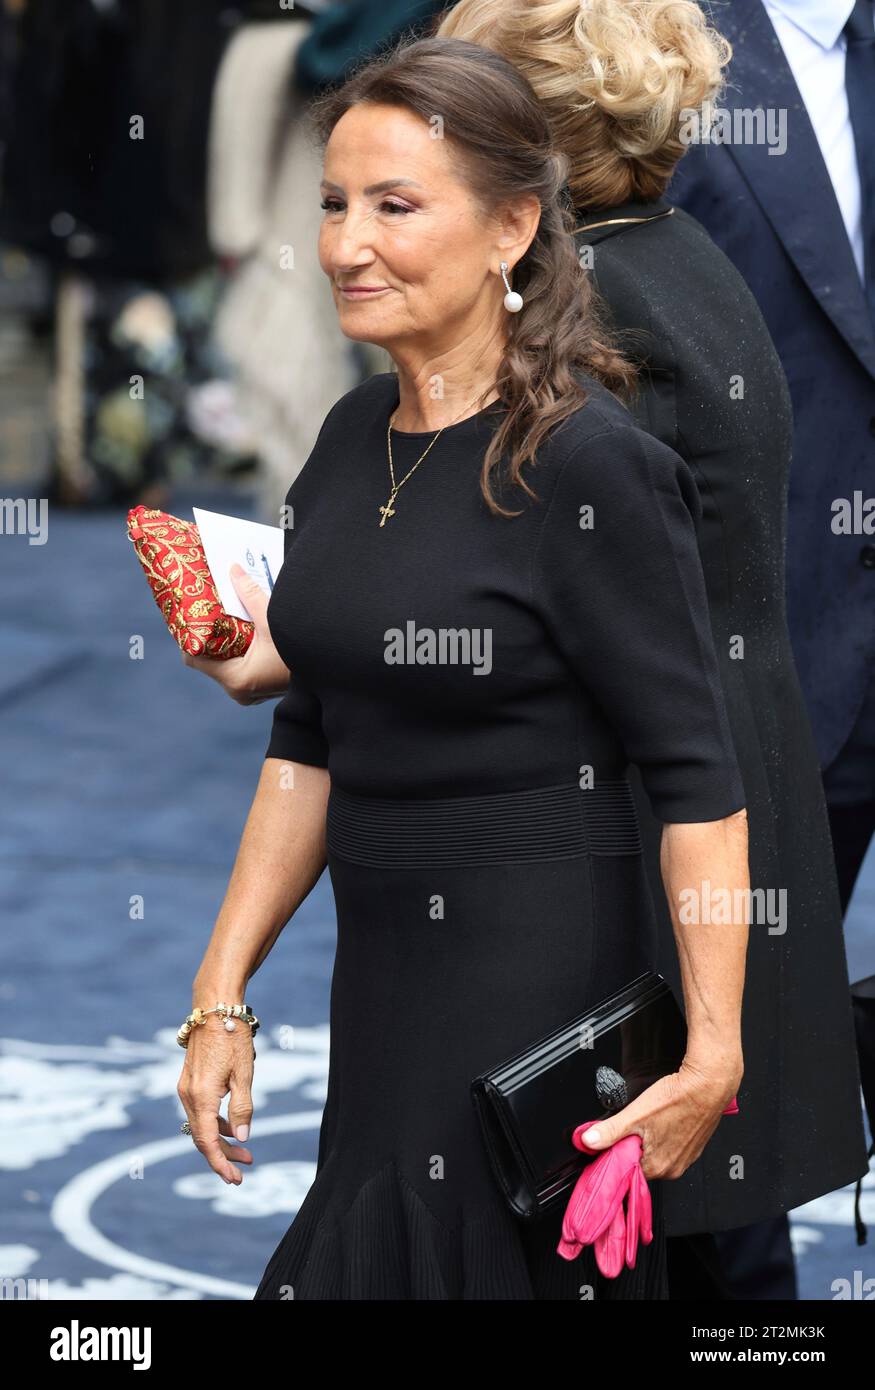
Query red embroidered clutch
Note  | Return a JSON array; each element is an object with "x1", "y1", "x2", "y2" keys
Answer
[{"x1": 126, "y1": 505, "x2": 255, "y2": 659}]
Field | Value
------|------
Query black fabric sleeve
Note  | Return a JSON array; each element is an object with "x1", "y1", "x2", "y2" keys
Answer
[
  {"x1": 532, "y1": 421, "x2": 746, "y2": 823},
  {"x1": 264, "y1": 671, "x2": 330, "y2": 767},
  {"x1": 263, "y1": 435, "x2": 334, "y2": 769}
]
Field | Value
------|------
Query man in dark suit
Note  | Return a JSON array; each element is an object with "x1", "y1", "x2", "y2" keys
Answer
[{"x1": 670, "y1": 0, "x2": 875, "y2": 1297}]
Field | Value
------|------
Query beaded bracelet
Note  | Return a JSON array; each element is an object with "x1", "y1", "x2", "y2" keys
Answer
[{"x1": 176, "y1": 1001, "x2": 260, "y2": 1049}]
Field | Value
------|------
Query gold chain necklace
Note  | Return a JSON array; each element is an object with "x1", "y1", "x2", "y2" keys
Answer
[{"x1": 379, "y1": 391, "x2": 492, "y2": 526}]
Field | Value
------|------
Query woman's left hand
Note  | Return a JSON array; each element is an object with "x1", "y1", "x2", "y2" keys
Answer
[{"x1": 578, "y1": 1052, "x2": 743, "y2": 1181}]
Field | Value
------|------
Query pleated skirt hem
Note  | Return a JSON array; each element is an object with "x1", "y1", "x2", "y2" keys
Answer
[{"x1": 253, "y1": 1154, "x2": 669, "y2": 1301}]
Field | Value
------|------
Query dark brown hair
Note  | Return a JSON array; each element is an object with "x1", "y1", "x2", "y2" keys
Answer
[{"x1": 308, "y1": 35, "x2": 635, "y2": 516}]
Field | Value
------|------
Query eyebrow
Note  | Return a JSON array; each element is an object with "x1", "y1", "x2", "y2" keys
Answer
[{"x1": 320, "y1": 178, "x2": 423, "y2": 196}]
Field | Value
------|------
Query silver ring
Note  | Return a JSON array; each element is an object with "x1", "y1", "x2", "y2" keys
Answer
[{"x1": 180, "y1": 1120, "x2": 192, "y2": 1135}]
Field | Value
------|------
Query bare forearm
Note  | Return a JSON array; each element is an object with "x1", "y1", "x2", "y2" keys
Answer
[
  {"x1": 660, "y1": 809, "x2": 750, "y2": 1075},
  {"x1": 193, "y1": 758, "x2": 329, "y2": 1002}
]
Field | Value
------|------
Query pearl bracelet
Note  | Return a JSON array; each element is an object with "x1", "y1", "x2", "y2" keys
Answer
[{"x1": 176, "y1": 1001, "x2": 260, "y2": 1049}]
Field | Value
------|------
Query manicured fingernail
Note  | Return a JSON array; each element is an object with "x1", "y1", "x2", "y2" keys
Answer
[
  {"x1": 235, "y1": 1124, "x2": 249, "y2": 1142},
  {"x1": 584, "y1": 1128, "x2": 601, "y2": 1146}
]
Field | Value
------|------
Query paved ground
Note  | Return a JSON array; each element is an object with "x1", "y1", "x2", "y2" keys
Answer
[{"x1": 0, "y1": 486, "x2": 871, "y2": 1300}]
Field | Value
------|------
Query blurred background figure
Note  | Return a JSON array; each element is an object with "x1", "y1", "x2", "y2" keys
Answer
[
  {"x1": 670, "y1": 0, "x2": 875, "y2": 931},
  {"x1": 0, "y1": 0, "x2": 261, "y2": 507},
  {"x1": 204, "y1": 7, "x2": 361, "y2": 527}
]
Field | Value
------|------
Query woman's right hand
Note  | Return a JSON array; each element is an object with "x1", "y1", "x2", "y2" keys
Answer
[
  {"x1": 177, "y1": 1012, "x2": 255, "y2": 1185},
  {"x1": 182, "y1": 564, "x2": 290, "y2": 704}
]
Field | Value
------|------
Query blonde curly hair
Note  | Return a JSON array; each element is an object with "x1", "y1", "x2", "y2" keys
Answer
[{"x1": 436, "y1": 0, "x2": 731, "y2": 205}]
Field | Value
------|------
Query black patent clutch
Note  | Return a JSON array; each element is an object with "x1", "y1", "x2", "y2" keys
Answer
[{"x1": 470, "y1": 971, "x2": 687, "y2": 1219}]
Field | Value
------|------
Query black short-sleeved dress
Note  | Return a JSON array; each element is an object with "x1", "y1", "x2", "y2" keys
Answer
[{"x1": 252, "y1": 371, "x2": 746, "y2": 1302}]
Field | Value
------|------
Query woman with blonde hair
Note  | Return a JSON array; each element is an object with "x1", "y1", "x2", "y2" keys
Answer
[
  {"x1": 441, "y1": 0, "x2": 727, "y2": 208},
  {"x1": 437, "y1": 0, "x2": 869, "y2": 1298},
  {"x1": 178, "y1": 33, "x2": 751, "y2": 1300}
]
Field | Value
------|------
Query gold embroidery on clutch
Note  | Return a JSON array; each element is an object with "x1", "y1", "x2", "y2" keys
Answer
[{"x1": 127, "y1": 507, "x2": 254, "y2": 658}]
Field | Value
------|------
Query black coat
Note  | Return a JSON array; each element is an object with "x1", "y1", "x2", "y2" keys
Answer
[{"x1": 575, "y1": 196, "x2": 869, "y2": 1235}]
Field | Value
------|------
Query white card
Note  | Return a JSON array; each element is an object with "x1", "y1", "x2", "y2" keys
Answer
[{"x1": 192, "y1": 507, "x2": 285, "y2": 621}]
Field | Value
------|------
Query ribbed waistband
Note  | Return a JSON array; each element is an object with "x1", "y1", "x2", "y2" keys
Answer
[{"x1": 326, "y1": 780, "x2": 641, "y2": 868}]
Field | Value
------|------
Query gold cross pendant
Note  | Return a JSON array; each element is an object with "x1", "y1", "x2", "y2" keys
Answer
[{"x1": 378, "y1": 496, "x2": 397, "y2": 526}]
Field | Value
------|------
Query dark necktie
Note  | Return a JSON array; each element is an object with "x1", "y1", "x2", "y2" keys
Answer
[{"x1": 845, "y1": 0, "x2": 875, "y2": 327}]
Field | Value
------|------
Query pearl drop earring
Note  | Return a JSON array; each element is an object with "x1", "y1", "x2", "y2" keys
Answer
[{"x1": 500, "y1": 260, "x2": 523, "y2": 313}]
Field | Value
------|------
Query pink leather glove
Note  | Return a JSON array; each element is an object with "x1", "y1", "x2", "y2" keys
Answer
[
  {"x1": 557, "y1": 1122, "x2": 651, "y2": 1274},
  {"x1": 557, "y1": 1097, "x2": 740, "y2": 1277}
]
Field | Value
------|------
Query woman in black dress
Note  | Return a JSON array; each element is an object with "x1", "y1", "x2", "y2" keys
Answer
[
  {"x1": 438, "y1": 0, "x2": 869, "y2": 1288},
  {"x1": 177, "y1": 37, "x2": 749, "y2": 1300}
]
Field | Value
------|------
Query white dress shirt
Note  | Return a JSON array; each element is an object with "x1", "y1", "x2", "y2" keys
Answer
[{"x1": 762, "y1": 0, "x2": 869, "y2": 281}]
